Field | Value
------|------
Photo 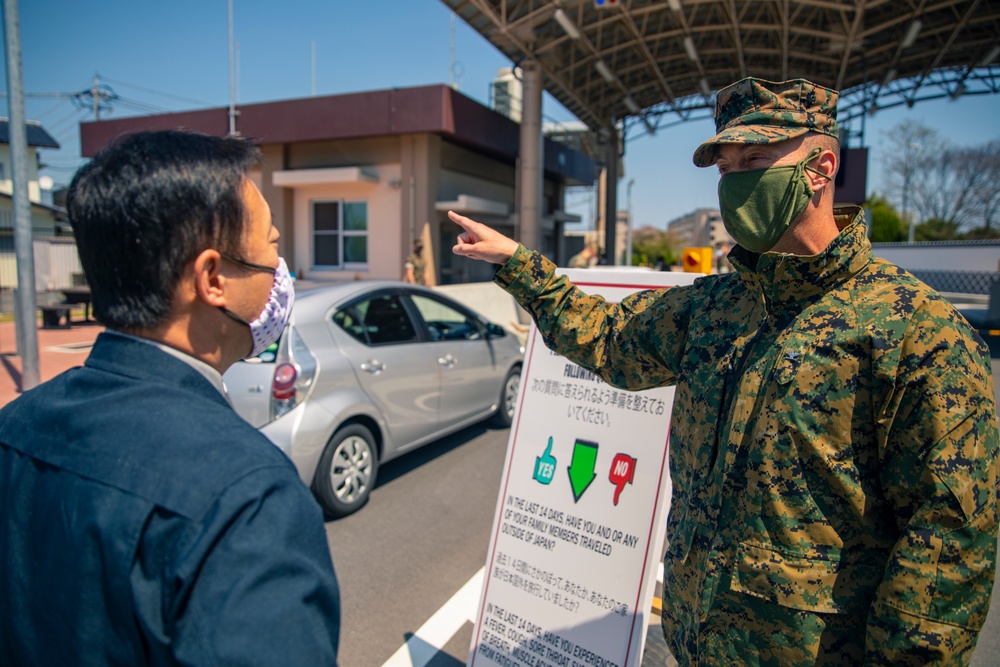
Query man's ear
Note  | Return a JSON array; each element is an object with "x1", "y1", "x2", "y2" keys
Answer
[
  {"x1": 192, "y1": 249, "x2": 227, "y2": 308},
  {"x1": 809, "y1": 149, "x2": 837, "y2": 193}
]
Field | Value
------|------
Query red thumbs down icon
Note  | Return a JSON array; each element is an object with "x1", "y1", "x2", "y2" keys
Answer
[{"x1": 609, "y1": 453, "x2": 636, "y2": 506}]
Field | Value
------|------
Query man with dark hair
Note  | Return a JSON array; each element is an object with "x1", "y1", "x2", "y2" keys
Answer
[
  {"x1": 0, "y1": 130, "x2": 341, "y2": 665},
  {"x1": 448, "y1": 78, "x2": 998, "y2": 665}
]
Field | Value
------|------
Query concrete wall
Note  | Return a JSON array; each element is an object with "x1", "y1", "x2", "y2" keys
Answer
[
  {"x1": 288, "y1": 136, "x2": 400, "y2": 169},
  {"x1": 256, "y1": 145, "x2": 295, "y2": 261},
  {"x1": 401, "y1": 133, "x2": 442, "y2": 283}
]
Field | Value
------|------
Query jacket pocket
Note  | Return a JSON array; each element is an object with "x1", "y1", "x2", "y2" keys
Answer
[{"x1": 729, "y1": 541, "x2": 881, "y2": 615}]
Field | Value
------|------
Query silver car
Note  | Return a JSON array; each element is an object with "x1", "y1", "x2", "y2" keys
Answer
[{"x1": 224, "y1": 281, "x2": 523, "y2": 518}]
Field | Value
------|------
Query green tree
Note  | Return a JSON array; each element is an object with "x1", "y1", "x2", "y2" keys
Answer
[
  {"x1": 864, "y1": 193, "x2": 905, "y2": 242},
  {"x1": 630, "y1": 226, "x2": 677, "y2": 267},
  {"x1": 915, "y1": 218, "x2": 960, "y2": 241}
]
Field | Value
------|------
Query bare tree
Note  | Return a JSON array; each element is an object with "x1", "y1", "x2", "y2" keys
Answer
[
  {"x1": 912, "y1": 146, "x2": 984, "y2": 228},
  {"x1": 881, "y1": 120, "x2": 941, "y2": 240},
  {"x1": 952, "y1": 140, "x2": 1000, "y2": 235},
  {"x1": 882, "y1": 121, "x2": 1000, "y2": 238}
]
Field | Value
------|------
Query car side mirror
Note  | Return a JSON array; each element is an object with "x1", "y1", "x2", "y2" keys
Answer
[{"x1": 486, "y1": 322, "x2": 507, "y2": 339}]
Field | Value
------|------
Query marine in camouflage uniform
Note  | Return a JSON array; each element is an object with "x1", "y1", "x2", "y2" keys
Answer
[
  {"x1": 451, "y1": 78, "x2": 999, "y2": 666},
  {"x1": 404, "y1": 241, "x2": 426, "y2": 285},
  {"x1": 568, "y1": 243, "x2": 600, "y2": 269}
]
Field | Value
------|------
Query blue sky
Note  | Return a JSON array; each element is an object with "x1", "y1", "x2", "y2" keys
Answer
[{"x1": 3, "y1": 0, "x2": 998, "y2": 230}]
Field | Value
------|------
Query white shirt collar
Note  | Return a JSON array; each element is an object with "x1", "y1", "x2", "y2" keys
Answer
[{"x1": 110, "y1": 331, "x2": 230, "y2": 401}]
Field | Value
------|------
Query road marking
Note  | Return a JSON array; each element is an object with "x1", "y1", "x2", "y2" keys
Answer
[
  {"x1": 380, "y1": 567, "x2": 484, "y2": 667},
  {"x1": 380, "y1": 561, "x2": 667, "y2": 667}
]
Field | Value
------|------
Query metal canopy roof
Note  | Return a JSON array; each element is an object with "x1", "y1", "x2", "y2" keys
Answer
[{"x1": 441, "y1": 0, "x2": 1000, "y2": 141}]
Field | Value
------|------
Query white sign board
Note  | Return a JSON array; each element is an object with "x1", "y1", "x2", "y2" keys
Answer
[{"x1": 469, "y1": 268, "x2": 700, "y2": 667}]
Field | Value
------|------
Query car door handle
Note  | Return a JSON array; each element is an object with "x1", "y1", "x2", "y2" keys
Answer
[
  {"x1": 360, "y1": 359, "x2": 385, "y2": 375},
  {"x1": 438, "y1": 355, "x2": 456, "y2": 368}
]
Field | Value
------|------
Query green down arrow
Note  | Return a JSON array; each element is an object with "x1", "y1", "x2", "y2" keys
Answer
[{"x1": 567, "y1": 439, "x2": 598, "y2": 502}]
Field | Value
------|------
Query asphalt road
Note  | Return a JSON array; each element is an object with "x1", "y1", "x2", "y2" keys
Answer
[
  {"x1": 323, "y1": 352, "x2": 1000, "y2": 666},
  {"x1": 324, "y1": 422, "x2": 508, "y2": 666}
]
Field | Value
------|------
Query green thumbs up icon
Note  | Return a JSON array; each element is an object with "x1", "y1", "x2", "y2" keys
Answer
[{"x1": 533, "y1": 436, "x2": 557, "y2": 485}]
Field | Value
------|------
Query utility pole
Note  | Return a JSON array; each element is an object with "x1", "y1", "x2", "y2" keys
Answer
[
  {"x1": 311, "y1": 41, "x2": 316, "y2": 96},
  {"x1": 449, "y1": 12, "x2": 456, "y2": 89},
  {"x1": 92, "y1": 75, "x2": 100, "y2": 119},
  {"x1": 227, "y1": 0, "x2": 237, "y2": 135},
  {"x1": 3, "y1": 0, "x2": 40, "y2": 390}
]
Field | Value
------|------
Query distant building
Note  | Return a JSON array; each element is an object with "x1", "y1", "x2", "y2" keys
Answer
[
  {"x1": 667, "y1": 208, "x2": 731, "y2": 249},
  {"x1": 0, "y1": 119, "x2": 71, "y2": 291},
  {"x1": 0, "y1": 118, "x2": 61, "y2": 206},
  {"x1": 80, "y1": 85, "x2": 593, "y2": 285},
  {"x1": 491, "y1": 68, "x2": 523, "y2": 122}
]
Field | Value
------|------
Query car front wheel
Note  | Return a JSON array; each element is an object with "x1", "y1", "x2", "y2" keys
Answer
[{"x1": 313, "y1": 423, "x2": 379, "y2": 518}]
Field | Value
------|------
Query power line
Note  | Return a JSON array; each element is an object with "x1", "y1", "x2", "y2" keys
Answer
[
  {"x1": 45, "y1": 106, "x2": 88, "y2": 134},
  {"x1": 97, "y1": 74, "x2": 214, "y2": 107},
  {"x1": 33, "y1": 98, "x2": 73, "y2": 121},
  {"x1": 113, "y1": 95, "x2": 169, "y2": 113}
]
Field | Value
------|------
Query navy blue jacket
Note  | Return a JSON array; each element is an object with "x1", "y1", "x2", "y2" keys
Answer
[{"x1": 0, "y1": 332, "x2": 340, "y2": 666}]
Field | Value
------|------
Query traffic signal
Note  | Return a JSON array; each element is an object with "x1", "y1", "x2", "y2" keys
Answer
[{"x1": 681, "y1": 247, "x2": 713, "y2": 274}]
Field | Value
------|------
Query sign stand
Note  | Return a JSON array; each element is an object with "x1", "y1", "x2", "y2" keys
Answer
[{"x1": 469, "y1": 268, "x2": 699, "y2": 667}]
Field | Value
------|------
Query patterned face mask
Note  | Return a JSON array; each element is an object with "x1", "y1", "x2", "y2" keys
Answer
[
  {"x1": 220, "y1": 255, "x2": 295, "y2": 358},
  {"x1": 718, "y1": 146, "x2": 830, "y2": 254}
]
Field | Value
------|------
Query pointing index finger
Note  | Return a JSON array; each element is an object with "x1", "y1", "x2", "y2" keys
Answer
[
  {"x1": 448, "y1": 210, "x2": 480, "y2": 241},
  {"x1": 448, "y1": 210, "x2": 472, "y2": 230}
]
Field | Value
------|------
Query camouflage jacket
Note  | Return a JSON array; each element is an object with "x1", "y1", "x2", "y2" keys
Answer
[
  {"x1": 405, "y1": 252, "x2": 426, "y2": 285},
  {"x1": 495, "y1": 206, "x2": 998, "y2": 666},
  {"x1": 568, "y1": 251, "x2": 591, "y2": 269}
]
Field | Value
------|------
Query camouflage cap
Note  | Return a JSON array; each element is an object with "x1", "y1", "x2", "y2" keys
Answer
[{"x1": 693, "y1": 77, "x2": 839, "y2": 168}]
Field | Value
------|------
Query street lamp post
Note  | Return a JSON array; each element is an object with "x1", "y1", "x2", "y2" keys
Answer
[
  {"x1": 903, "y1": 169, "x2": 912, "y2": 243},
  {"x1": 904, "y1": 142, "x2": 920, "y2": 243},
  {"x1": 626, "y1": 178, "x2": 636, "y2": 266}
]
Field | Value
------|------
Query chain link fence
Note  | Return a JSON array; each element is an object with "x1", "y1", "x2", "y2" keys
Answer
[{"x1": 909, "y1": 270, "x2": 1000, "y2": 296}]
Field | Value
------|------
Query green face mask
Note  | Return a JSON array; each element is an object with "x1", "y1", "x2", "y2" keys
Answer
[{"x1": 718, "y1": 147, "x2": 829, "y2": 254}]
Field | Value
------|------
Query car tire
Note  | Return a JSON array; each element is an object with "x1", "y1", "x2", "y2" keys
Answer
[
  {"x1": 312, "y1": 423, "x2": 379, "y2": 519},
  {"x1": 490, "y1": 365, "x2": 521, "y2": 428}
]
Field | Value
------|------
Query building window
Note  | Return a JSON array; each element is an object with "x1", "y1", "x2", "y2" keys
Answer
[{"x1": 312, "y1": 200, "x2": 368, "y2": 268}]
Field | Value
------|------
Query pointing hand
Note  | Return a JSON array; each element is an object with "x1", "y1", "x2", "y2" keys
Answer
[{"x1": 449, "y1": 211, "x2": 520, "y2": 265}]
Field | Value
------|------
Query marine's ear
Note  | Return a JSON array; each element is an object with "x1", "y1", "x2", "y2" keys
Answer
[{"x1": 807, "y1": 148, "x2": 837, "y2": 194}]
